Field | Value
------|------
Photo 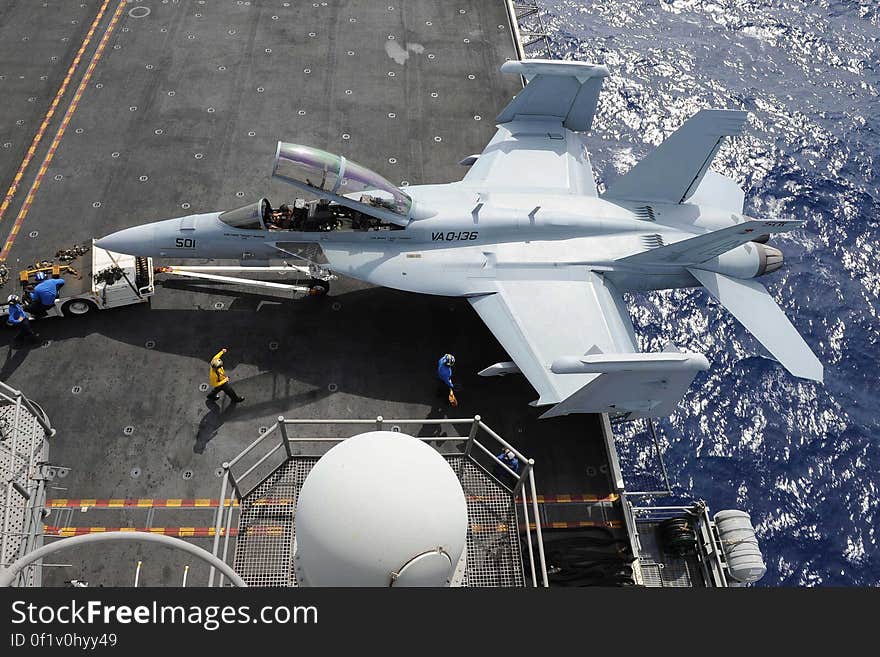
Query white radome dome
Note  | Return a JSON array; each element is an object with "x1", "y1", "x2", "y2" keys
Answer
[{"x1": 293, "y1": 431, "x2": 468, "y2": 586}]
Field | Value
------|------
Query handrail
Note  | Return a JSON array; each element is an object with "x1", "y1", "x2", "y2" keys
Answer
[
  {"x1": 279, "y1": 418, "x2": 476, "y2": 425},
  {"x1": 0, "y1": 381, "x2": 54, "y2": 438},
  {"x1": 225, "y1": 423, "x2": 278, "y2": 470},
  {"x1": 216, "y1": 414, "x2": 549, "y2": 587},
  {"x1": 477, "y1": 420, "x2": 528, "y2": 462},
  {"x1": 238, "y1": 441, "x2": 284, "y2": 483},
  {"x1": 0, "y1": 532, "x2": 246, "y2": 587}
]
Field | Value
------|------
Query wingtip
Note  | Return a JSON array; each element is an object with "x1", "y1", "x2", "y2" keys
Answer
[
  {"x1": 787, "y1": 357, "x2": 824, "y2": 384},
  {"x1": 807, "y1": 364, "x2": 824, "y2": 384}
]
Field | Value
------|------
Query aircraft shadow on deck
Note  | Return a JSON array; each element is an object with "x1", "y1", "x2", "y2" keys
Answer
[
  {"x1": 0, "y1": 285, "x2": 605, "y2": 491},
  {"x1": 0, "y1": 285, "x2": 542, "y2": 422}
]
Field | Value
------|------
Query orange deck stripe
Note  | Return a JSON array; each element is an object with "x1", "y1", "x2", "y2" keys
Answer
[
  {"x1": 522, "y1": 521, "x2": 623, "y2": 530},
  {"x1": 43, "y1": 519, "x2": 623, "y2": 538},
  {"x1": 45, "y1": 493, "x2": 619, "y2": 509},
  {"x1": 47, "y1": 499, "x2": 239, "y2": 508},
  {"x1": 515, "y1": 493, "x2": 619, "y2": 503},
  {"x1": 0, "y1": 0, "x2": 127, "y2": 261},
  {"x1": 0, "y1": 0, "x2": 114, "y2": 223},
  {"x1": 44, "y1": 526, "x2": 241, "y2": 538}
]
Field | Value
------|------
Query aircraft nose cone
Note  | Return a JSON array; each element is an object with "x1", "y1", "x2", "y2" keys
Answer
[{"x1": 95, "y1": 224, "x2": 155, "y2": 256}]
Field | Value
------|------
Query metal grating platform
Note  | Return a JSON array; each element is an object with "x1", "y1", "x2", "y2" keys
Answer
[
  {"x1": 633, "y1": 519, "x2": 700, "y2": 587},
  {"x1": 232, "y1": 458, "x2": 316, "y2": 587},
  {"x1": 638, "y1": 559, "x2": 694, "y2": 588},
  {"x1": 0, "y1": 384, "x2": 52, "y2": 586},
  {"x1": 448, "y1": 456, "x2": 524, "y2": 587},
  {"x1": 232, "y1": 454, "x2": 525, "y2": 587}
]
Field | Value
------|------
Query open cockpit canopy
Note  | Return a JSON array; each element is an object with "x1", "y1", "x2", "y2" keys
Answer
[{"x1": 273, "y1": 143, "x2": 412, "y2": 225}]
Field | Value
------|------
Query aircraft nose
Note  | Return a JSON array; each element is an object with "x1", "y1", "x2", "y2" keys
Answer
[{"x1": 95, "y1": 223, "x2": 156, "y2": 256}]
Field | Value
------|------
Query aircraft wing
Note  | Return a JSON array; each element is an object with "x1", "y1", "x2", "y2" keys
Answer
[
  {"x1": 461, "y1": 60, "x2": 609, "y2": 195},
  {"x1": 468, "y1": 272, "x2": 708, "y2": 418}
]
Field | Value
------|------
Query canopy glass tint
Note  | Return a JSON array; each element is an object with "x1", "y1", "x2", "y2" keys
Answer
[
  {"x1": 273, "y1": 143, "x2": 411, "y2": 219},
  {"x1": 219, "y1": 199, "x2": 268, "y2": 230}
]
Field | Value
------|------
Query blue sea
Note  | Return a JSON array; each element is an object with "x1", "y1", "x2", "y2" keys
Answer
[{"x1": 538, "y1": 0, "x2": 880, "y2": 585}]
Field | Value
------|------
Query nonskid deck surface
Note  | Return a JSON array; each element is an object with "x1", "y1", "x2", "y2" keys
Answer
[{"x1": 0, "y1": 1, "x2": 618, "y2": 585}]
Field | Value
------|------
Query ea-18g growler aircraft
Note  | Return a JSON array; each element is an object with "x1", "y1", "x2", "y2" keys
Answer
[{"x1": 97, "y1": 59, "x2": 823, "y2": 419}]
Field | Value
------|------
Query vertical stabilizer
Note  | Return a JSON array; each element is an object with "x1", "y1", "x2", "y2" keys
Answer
[{"x1": 603, "y1": 109, "x2": 748, "y2": 204}]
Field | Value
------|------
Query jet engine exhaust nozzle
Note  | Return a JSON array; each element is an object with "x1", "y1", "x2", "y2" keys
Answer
[{"x1": 756, "y1": 243, "x2": 783, "y2": 277}]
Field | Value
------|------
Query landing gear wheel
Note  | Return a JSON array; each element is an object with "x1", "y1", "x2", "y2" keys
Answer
[
  {"x1": 62, "y1": 299, "x2": 98, "y2": 317},
  {"x1": 308, "y1": 278, "x2": 330, "y2": 296}
]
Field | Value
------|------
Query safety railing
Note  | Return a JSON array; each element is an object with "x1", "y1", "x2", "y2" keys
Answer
[
  {"x1": 0, "y1": 381, "x2": 55, "y2": 586},
  {"x1": 630, "y1": 502, "x2": 729, "y2": 587},
  {"x1": 505, "y1": 0, "x2": 552, "y2": 60},
  {"x1": 0, "y1": 381, "x2": 54, "y2": 439},
  {"x1": 608, "y1": 415, "x2": 673, "y2": 498},
  {"x1": 210, "y1": 415, "x2": 548, "y2": 587}
]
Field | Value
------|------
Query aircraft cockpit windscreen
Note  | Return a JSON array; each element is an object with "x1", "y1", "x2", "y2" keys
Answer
[
  {"x1": 274, "y1": 145, "x2": 341, "y2": 192},
  {"x1": 336, "y1": 159, "x2": 411, "y2": 216},
  {"x1": 273, "y1": 143, "x2": 411, "y2": 220},
  {"x1": 219, "y1": 199, "x2": 267, "y2": 230}
]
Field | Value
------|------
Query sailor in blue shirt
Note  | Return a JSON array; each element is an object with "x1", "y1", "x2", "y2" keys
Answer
[
  {"x1": 437, "y1": 353, "x2": 455, "y2": 389},
  {"x1": 437, "y1": 353, "x2": 457, "y2": 406},
  {"x1": 5, "y1": 295, "x2": 38, "y2": 343},
  {"x1": 27, "y1": 276, "x2": 65, "y2": 317},
  {"x1": 494, "y1": 448, "x2": 521, "y2": 485},
  {"x1": 498, "y1": 449, "x2": 520, "y2": 474}
]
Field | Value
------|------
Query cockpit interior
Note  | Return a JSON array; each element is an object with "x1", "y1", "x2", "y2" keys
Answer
[
  {"x1": 219, "y1": 197, "x2": 402, "y2": 233},
  {"x1": 218, "y1": 144, "x2": 416, "y2": 233}
]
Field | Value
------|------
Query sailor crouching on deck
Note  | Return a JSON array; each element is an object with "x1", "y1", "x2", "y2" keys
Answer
[
  {"x1": 6, "y1": 295, "x2": 39, "y2": 345},
  {"x1": 26, "y1": 273, "x2": 65, "y2": 318},
  {"x1": 207, "y1": 348, "x2": 245, "y2": 403}
]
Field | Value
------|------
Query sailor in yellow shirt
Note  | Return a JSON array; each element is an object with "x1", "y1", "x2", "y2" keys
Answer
[{"x1": 207, "y1": 348, "x2": 245, "y2": 403}]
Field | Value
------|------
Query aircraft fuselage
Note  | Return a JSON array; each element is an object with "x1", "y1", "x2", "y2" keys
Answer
[{"x1": 97, "y1": 183, "x2": 763, "y2": 297}]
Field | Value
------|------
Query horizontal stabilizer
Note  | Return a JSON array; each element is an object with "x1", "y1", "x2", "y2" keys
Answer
[
  {"x1": 618, "y1": 219, "x2": 803, "y2": 267},
  {"x1": 478, "y1": 362, "x2": 521, "y2": 377},
  {"x1": 687, "y1": 268, "x2": 823, "y2": 382},
  {"x1": 541, "y1": 348, "x2": 709, "y2": 419},
  {"x1": 603, "y1": 109, "x2": 748, "y2": 204},
  {"x1": 497, "y1": 59, "x2": 610, "y2": 133}
]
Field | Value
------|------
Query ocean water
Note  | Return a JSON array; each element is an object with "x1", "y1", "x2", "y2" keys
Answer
[{"x1": 537, "y1": 0, "x2": 880, "y2": 585}]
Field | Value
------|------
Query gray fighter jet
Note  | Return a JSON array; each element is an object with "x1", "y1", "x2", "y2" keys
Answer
[{"x1": 97, "y1": 59, "x2": 823, "y2": 418}]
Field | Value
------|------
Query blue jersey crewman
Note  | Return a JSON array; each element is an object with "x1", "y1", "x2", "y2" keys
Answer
[
  {"x1": 28, "y1": 276, "x2": 65, "y2": 317},
  {"x1": 5, "y1": 295, "x2": 39, "y2": 344},
  {"x1": 494, "y1": 448, "x2": 521, "y2": 484},
  {"x1": 437, "y1": 353, "x2": 457, "y2": 406},
  {"x1": 498, "y1": 449, "x2": 520, "y2": 474}
]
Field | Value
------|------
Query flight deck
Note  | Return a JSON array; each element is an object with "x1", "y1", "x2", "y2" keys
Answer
[
  {"x1": 0, "y1": 0, "x2": 627, "y2": 586},
  {"x1": 0, "y1": 1, "x2": 751, "y2": 588}
]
